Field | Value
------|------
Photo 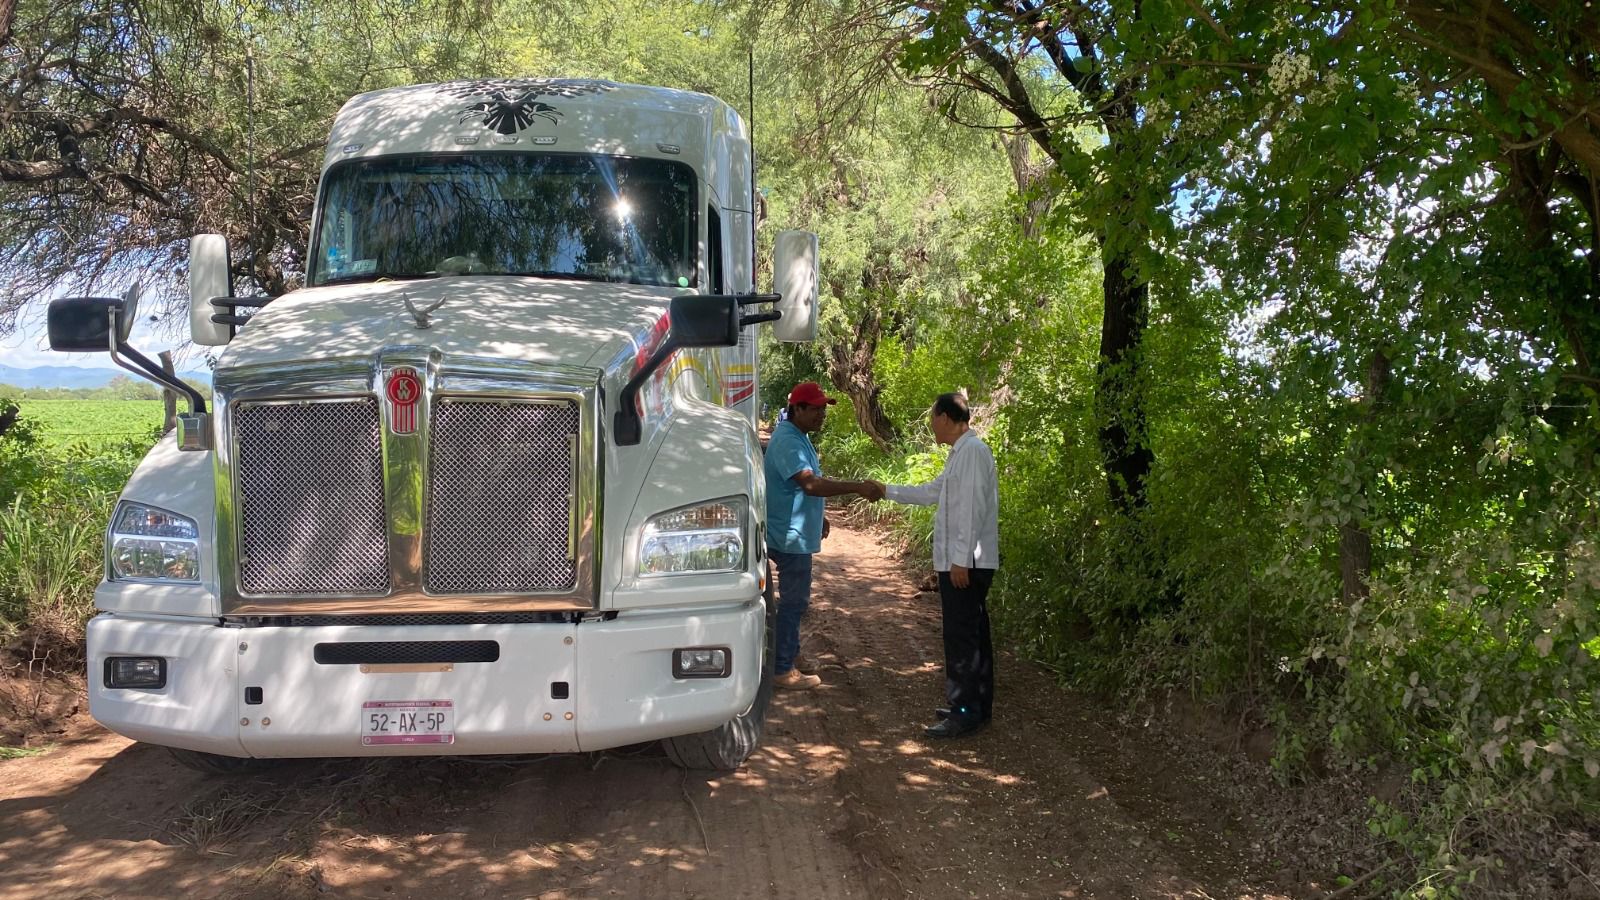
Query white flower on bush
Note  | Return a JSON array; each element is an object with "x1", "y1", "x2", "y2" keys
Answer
[
  {"x1": 1180, "y1": 99, "x2": 1223, "y2": 137},
  {"x1": 1268, "y1": 50, "x2": 1315, "y2": 96},
  {"x1": 1307, "y1": 71, "x2": 1345, "y2": 106}
]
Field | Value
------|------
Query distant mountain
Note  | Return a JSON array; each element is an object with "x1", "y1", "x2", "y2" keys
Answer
[{"x1": 0, "y1": 363, "x2": 211, "y2": 390}]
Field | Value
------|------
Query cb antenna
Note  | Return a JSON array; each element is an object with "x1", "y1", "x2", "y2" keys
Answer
[
  {"x1": 240, "y1": 18, "x2": 257, "y2": 293},
  {"x1": 748, "y1": 48, "x2": 756, "y2": 284},
  {"x1": 246, "y1": 44, "x2": 256, "y2": 241}
]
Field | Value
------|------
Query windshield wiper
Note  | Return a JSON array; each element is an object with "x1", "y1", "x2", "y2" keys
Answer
[
  {"x1": 511, "y1": 270, "x2": 611, "y2": 282},
  {"x1": 515, "y1": 270, "x2": 682, "y2": 286},
  {"x1": 322, "y1": 270, "x2": 670, "y2": 286},
  {"x1": 320, "y1": 273, "x2": 431, "y2": 286}
]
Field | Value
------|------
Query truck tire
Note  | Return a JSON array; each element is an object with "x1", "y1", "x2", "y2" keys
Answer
[
  {"x1": 661, "y1": 573, "x2": 776, "y2": 771},
  {"x1": 167, "y1": 747, "x2": 282, "y2": 775}
]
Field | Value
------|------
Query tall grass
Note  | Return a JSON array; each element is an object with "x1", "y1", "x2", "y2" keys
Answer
[
  {"x1": 0, "y1": 399, "x2": 150, "y2": 642},
  {"x1": 0, "y1": 490, "x2": 113, "y2": 639}
]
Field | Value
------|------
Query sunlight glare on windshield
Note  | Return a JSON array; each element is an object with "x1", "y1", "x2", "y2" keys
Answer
[{"x1": 310, "y1": 153, "x2": 697, "y2": 288}]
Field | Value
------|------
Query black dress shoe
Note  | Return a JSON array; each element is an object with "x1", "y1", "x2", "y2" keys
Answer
[
  {"x1": 936, "y1": 707, "x2": 992, "y2": 721},
  {"x1": 924, "y1": 715, "x2": 986, "y2": 738}
]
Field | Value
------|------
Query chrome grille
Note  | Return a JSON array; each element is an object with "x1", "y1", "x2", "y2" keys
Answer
[
  {"x1": 426, "y1": 399, "x2": 580, "y2": 593},
  {"x1": 234, "y1": 399, "x2": 389, "y2": 595}
]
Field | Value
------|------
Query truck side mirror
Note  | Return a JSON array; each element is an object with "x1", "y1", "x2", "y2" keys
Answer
[
  {"x1": 772, "y1": 230, "x2": 819, "y2": 343},
  {"x1": 46, "y1": 290, "x2": 210, "y2": 443},
  {"x1": 668, "y1": 294, "x2": 739, "y2": 348},
  {"x1": 47, "y1": 295, "x2": 137, "y2": 352},
  {"x1": 613, "y1": 295, "x2": 742, "y2": 446},
  {"x1": 189, "y1": 234, "x2": 233, "y2": 346}
]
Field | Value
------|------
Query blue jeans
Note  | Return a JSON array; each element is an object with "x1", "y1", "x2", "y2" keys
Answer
[{"x1": 768, "y1": 548, "x2": 813, "y2": 675}]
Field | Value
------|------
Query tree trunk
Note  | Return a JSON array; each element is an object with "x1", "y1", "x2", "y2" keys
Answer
[
  {"x1": 0, "y1": 0, "x2": 15, "y2": 50},
  {"x1": 824, "y1": 295, "x2": 900, "y2": 452},
  {"x1": 1095, "y1": 241, "x2": 1153, "y2": 512},
  {"x1": 1094, "y1": 95, "x2": 1156, "y2": 514},
  {"x1": 1338, "y1": 522, "x2": 1372, "y2": 605},
  {"x1": 934, "y1": 14, "x2": 1161, "y2": 511},
  {"x1": 1001, "y1": 134, "x2": 1053, "y2": 242},
  {"x1": 1340, "y1": 350, "x2": 1391, "y2": 605},
  {"x1": 1506, "y1": 146, "x2": 1597, "y2": 381},
  {"x1": 160, "y1": 350, "x2": 177, "y2": 434}
]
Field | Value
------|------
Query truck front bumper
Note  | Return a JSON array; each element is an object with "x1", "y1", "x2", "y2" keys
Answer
[{"x1": 86, "y1": 600, "x2": 765, "y2": 758}]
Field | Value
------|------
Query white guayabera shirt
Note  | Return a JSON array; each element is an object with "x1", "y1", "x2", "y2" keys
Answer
[{"x1": 886, "y1": 431, "x2": 1000, "y2": 573}]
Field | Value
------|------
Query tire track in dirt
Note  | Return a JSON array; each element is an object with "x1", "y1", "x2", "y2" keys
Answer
[
  {"x1": 0, "y1": 708, "x2": 873, "y2": 899},
  {"x1": 2, "y1": 522, "x2": 1304, "y2": 899},
  {"x1": 801, "y1": 523, "x2": 1301, "y2": 899}
]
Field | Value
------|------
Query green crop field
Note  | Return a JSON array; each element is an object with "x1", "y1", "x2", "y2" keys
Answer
[{"x1": 17, "y1": 399, "x2": 166, "y2": 450}]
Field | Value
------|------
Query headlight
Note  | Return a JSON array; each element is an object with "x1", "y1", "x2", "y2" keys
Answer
[
  {"x1": 109, "y1": 502, "x2": 200, "y2": 582},
  {"x1": 104, "y1": 657, "x2": 167, "y2": 689},
  {"x1": 640, "y1": 498, "x2": 746, "y2": 576}
]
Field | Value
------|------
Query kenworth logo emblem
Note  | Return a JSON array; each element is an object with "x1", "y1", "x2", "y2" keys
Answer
[{"x1": 386, "y1": 367, "x2": 423, "y2": 434}]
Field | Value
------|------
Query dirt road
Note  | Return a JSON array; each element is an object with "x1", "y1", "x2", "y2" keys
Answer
[{"x1": 0, "y1": 525, "x2": 1320, "y2": 899}]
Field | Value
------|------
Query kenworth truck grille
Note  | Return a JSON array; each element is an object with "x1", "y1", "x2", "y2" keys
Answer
[
  {"x1": 225, "y1": 372, "x2": 593, "y2": 608},
  {"x1": 426, "y1": 399, "x2": 580, "y2": 593},
  {"x1": 234, "y1": 399, "x2": 389, "y2": 595}
]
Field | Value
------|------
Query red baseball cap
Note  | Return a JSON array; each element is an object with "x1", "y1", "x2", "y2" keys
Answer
[{"x1": 787, "y1": 382, "x2": 837, "y2": 406}]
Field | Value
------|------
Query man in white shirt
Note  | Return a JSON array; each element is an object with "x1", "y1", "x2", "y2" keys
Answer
[{"x1": 870, "y1": 392, "x2": 1000, "y2": 738}]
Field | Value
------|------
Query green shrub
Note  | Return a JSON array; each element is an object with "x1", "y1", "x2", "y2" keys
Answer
[
  {"x1": 0, "y1": 489, "x2": 112, "y2": 637},
  {"x1": 0, "y1": 402, "x2": 147, "y2": 640}
]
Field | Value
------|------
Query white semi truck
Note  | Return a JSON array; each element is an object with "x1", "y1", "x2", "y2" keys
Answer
[{"x1": 44, "y1": 78, "x2": 819, "y2": 772}]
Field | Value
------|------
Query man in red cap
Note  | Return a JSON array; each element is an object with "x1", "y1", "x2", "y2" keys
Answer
[{"x1": 763, "y1": 381, "x2": 881, "y2": 690}]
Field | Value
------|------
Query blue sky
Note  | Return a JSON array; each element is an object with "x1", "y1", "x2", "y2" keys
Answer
[{"x1": 2, "y1": 304, "x2": 188, "y2": 369}]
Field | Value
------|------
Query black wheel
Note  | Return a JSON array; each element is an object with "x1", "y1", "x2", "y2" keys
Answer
[
  {"x1": 662, "y1": 570, "x2": 777, "y2": 770},
  {"x1": 167, "y1": 746, "x2": 282, "y2": 775}
]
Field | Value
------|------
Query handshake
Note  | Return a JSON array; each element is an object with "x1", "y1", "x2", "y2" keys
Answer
[{"x1": 856, "y1": 479, "x2": 887, "y2": 502}]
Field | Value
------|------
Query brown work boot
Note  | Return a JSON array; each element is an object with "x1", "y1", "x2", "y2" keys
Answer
[
  {"x1": 774, "y1": 669, "x2": 821, "y2": 691},
  {"x1": 793, "y1": 652, "x2": 817, "y2": 674}
]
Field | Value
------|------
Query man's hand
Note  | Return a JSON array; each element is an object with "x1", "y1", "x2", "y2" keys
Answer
[
  {"x1": 859, "y1": 480, "x2": 886, "y2": 501},
  {"x1": 822, "y1": 517, "x2": 831, "y2": 539},
  {"x1": 949, "y1": 564, "x2": 970, "y2": 589}
]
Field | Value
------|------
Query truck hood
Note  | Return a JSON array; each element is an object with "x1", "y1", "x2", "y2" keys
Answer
[{"x1": 216, "y1": 277, "x2": 672, "y2": 377}]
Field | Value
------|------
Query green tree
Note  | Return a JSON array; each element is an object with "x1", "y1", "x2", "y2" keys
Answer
[
  {"x1": 890, "y1": 0, "x2": 1263, "y2": 512},
  {"x1": 0, "y1": 0, "x2": 503, "y2": 327}
]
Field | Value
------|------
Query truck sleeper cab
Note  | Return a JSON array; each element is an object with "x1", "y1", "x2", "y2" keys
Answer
[{"x1": 51, "y1": 78, "x2": 821, "y2": 772}]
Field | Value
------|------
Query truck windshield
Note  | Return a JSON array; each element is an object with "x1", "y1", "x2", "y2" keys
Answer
[{"x1": 309, "y1": 153, "x2": 697, "y2": 288}]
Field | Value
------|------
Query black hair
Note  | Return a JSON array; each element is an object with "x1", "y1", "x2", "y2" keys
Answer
[{"x1": 932, "y1": 392, "x2": 970, "y2": 424}]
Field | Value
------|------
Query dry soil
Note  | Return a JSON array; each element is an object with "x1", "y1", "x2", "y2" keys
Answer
[{"x1": 0, "y1": 524, "x2": 1340, "y2": 899}]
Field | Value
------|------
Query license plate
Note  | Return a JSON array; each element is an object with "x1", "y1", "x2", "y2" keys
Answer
[{"x1": 361, "y1": 700, "x2": 454, "y2": 745}]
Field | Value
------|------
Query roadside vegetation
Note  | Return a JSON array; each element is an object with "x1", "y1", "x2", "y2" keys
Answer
[
  {"x1": 6, "y1": 398, "x2": 165, "y2": 450},
  {"x1": 1, "y1": 0, "x2": 1596, "y2": 894},
  {"x1": 0, "y1": 395, "x2": 155, "y2": 646}
]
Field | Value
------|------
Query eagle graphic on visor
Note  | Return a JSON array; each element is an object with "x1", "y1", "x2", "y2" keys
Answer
[{"x1": 446, "y1": 79, "x2": 617, "y2": 135}]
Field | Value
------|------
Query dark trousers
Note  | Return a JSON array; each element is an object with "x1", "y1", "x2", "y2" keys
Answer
[{"x1": 938, "y1": 568, "x2": 995, "y2": 720}]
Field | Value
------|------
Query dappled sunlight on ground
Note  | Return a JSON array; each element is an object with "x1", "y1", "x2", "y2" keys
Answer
[
  {"x1": 0, "y1": 522, "x2": 1310, "y2": 899},
  {"x1": 802, "y1": 523, "x2": 1300, "y2": 900}
]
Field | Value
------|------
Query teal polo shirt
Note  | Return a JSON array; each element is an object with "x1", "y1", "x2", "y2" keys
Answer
[{"x1": 764, "y1": 420, "x2": 824, "y2": 554}]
